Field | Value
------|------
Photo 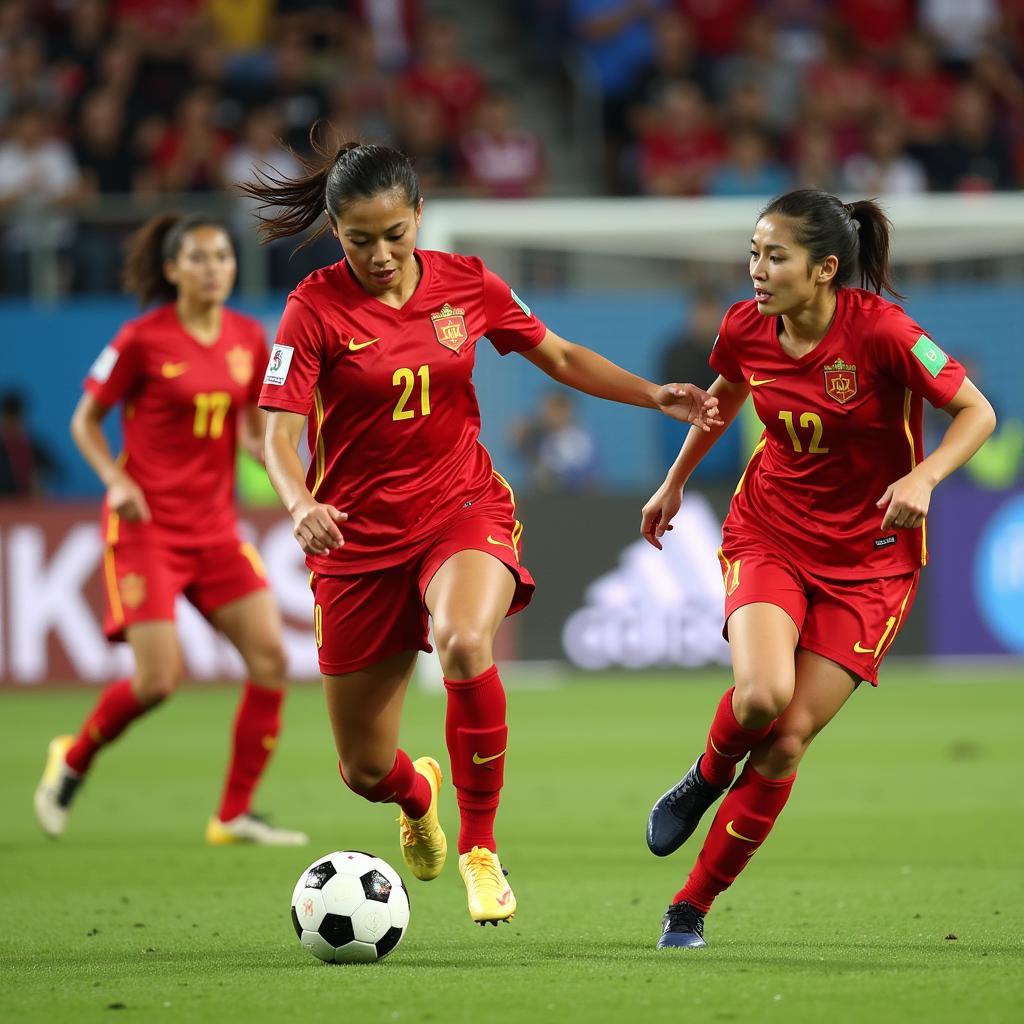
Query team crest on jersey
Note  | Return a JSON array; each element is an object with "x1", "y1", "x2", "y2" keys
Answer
[
  {"x1": 119, "y1": 572, "x2": 146, "y2": 610},
  {"x1": 430, "y1": 303, "x2": 468, "y2": 352},
  {"x1": 823, "y1": 358, "x2": 858, "y2": 404},
  {"x1": 226, "y1": 346, "x2": 254, "y2": 386}
]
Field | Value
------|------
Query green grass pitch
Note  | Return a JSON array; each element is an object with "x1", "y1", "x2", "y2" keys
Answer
[{"x1": 1, "y1": 665, "x2": 1022, "y2": 1024}]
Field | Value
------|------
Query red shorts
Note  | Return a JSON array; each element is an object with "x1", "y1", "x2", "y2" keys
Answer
[
  {"x1": 101, "y1": 534, "x2": 268, "y2": 641},
  {"x1": 718, "y1": 544, "x2": 918, "y2": 685},
  {"x1": 312, "y1": 499, "x2": 535, "y2": 676}
]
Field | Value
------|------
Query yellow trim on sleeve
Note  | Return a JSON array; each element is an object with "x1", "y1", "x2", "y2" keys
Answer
[{"x1": 311, "y1": 386, "x2": 326, "y2": 498}]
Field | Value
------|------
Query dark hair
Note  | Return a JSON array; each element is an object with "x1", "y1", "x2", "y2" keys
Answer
[
  {"x1": 122, "y1": 213, "x2": 231, "y2": 306},
  {"x1": 759, "y1": 188, "x2": 904, "y2": 299},
  {"x1": 237, "y1": 129, "x2": 421, "y2": 247}
]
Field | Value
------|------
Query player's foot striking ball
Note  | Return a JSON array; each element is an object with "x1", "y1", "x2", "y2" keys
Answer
[
  {"x1": 205, "y1": 813, "x2": 308, "y2": 846},
  {"x1": 458, "y1": 846, "x2": 516, "y2": 925},
  {"x1": 647, "y1": 755, "x2": 725, "y2": 856},
  {"x1": 398, "y1": 756, "x2": 447, "y2": 880},
  {"x1": 33, "y1": 735, "x2": 81, "y2": 838}
]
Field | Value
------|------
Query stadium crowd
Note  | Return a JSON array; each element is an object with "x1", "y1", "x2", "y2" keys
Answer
[{"x1": 0, "y1": 0, "x2": 1022, "y2": 293}]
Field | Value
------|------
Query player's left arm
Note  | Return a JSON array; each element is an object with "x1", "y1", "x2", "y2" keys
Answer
[
  {"x1": 238, "y1": 403, "x2": 267, "y2": 463},
  {"x1": 877, "y1": 378, "x2": 997, "y2": 531},
  {"x1": 521, "y1": 329, "x2": 724, "y2": 432}
]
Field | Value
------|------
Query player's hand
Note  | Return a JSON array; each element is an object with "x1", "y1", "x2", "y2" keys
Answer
[
  {"x1": 876, "y1": 469, "x2": 933, "y2": 532},
  {"x1": 641, "y1": 480, "x2": 683, "y2": 550},
  {"x1": 291, "y1": 498, "x2": 348, "y2": 556},
  {"x1": 107, "y1": 472, "x2": 151, "y2": 523},
  {"x1": 654, "y1": 383, "x2": 724, "y2": 432}
]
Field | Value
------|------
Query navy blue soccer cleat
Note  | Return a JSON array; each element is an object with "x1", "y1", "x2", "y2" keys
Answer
[
  {"x1": 646, "y1": 755, "x2": 725, "y2": 857},
  {"x1": 657, "y1": 901, "x2": 707, "y2": 949}
]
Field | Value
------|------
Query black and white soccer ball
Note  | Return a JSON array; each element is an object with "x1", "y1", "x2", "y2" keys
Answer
[{"x1": 290, "y1": 851, "x2": 410, "y2": 964}]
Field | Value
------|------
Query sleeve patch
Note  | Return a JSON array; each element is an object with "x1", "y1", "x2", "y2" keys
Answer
[
  {"x1": 88, "y1": 345, "x2": 119, "y2": 383},
  {"x1": 264, "y1": 343, "x2": 294, "y2": 386},
  {"x1": 911, "y1": 334, "x2": 948, "y2": 378},
  {"x1": 510, "y1": 288, "x2": 531, "y2": 317}
]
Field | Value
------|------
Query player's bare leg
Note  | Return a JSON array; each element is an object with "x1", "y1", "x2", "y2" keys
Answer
[
  {"x1": 205, "y1": 590, "x2": 307, "y2": 846},
  {"x1": 660, "y1": 650, "x2": 857, "y2": 948},
  {"x1": 426, "y1": 549, "x2": 517, "y2": 924},
  {"x1": 323, "y1": 650, "x2": 446, "y2": 879},
  {"x1": 35, "y1": 622, "x2": 181, "y2": 838},
  {"x1": 649, "y1": 603, "x2": 798, "y2": 856}
]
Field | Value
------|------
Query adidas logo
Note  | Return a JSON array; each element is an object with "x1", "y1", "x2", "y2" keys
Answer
[{"x1": 562, "y1": 494, "x2": 730, "y2": 670}]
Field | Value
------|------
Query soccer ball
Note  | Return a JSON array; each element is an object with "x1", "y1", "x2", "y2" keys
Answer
[{"x1": 290, "y1": 851, "x2": 410, "y2": 964}]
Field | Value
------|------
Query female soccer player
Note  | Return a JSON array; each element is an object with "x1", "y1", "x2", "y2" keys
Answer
[
  {"x1": 34, "y1": 213, "x2": 307, "y2": 847},
  {"x1": 642, "y1": 188, "x2": 996, "y2": 948},
  {"x1": 244, "y1": 141, "x2": 721, "y2": 925}
]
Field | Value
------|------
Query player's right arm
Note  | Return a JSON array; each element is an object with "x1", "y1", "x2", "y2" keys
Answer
[
  {"x1": 69, "y1": 392, "x2": 151, "y2": 523},
  {"x1": 641, "y1": 375, "x2": 749, "y2": 549},
  {"x1": 263, "y1": 410, "x2": 347, "y2": 556}
]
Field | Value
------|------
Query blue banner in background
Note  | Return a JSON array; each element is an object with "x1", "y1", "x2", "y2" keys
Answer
[{"x1": 929, "y1": 482, "x2": 1024, "y2": 655}]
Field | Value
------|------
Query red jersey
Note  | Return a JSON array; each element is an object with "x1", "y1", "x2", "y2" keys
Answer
[
  {"x1": 710, "y1": 288, "x2": 966, "y2": 579},
  {"x1": 85, "y1": 304, "x2": 269, "y2": 548},
  {"x1": 259, "y1": 250, "x2": 547, "y2": 574}
]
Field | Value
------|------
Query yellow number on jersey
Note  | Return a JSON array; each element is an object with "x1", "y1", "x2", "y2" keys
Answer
[
  {"x1": 193, "y1": 392, "x2": 232, "y2": 438},
  {"x1": 392, "y1": 365, "x2": 431, "y2": 421},
  {"x1": 778, "y1": 410, "x2": 829, "y2": 454}
]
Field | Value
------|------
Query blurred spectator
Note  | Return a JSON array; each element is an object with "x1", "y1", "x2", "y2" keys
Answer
[
  {"x1": 714, "y1": 12, "x2": 800, "y2": 135},
  {"x1": 510, "y1": 391, "x2": 600, "y2": 493},
  {"x1": 205, "y1": 0, "x2": 273, "y2": 55},
  {"x1": 0, "y1": 102, "x2": 80, "y2": 292},
  {"x1": 803, "y1": 27, "x2": 880, "y2": 159},
  {"x1": 458, "y1": 88, "x2": 546, "y2": 198},
  {"x1": 836, "y1": 0, "x2": 915, "y2": 63},
  {"x1": 46, "y1": 0, "x2": 109, "y2": 105},
  {"x1": 327, "y1": 26, "x2": 396, "y2": 143},
  {"x1": 675, "y1": 0, "x2": 754, "y2": 57},
  {"x1": 399, "y1": 16, "x2": 485, "y2": 142},
  {"x1": 708, "y1": 127, "x2": 790, "y2": 196},
  {"x1": 636, "y1": 80, "x2": 723, "y2": 195},
  {"x1": 350, "y1": 0, "x2": 421, "y2": 72},
  {"x1": 927, "y1": 81, "x2": 1015, "y2": 191},
  {"x1": 625, "y1": 9, "x2": 713, "y2": 138},
  {"x1": 788, "y1": 120, "x2": 847, "y2": 191},
  {"x1": 393, "y1": 93, "x2": 456, "y2": 192},
  {"x1": 883, "y1": 33, "x2": 956, "y2": 148},
  {"x1": 763, "y1": 0, "x2": 827, "y2": 67},
  {"x1": 262, "y1": 29, "x2": 328, "y2": 152},
  {"x1": 919, "y1": 0, "x2": 1001, "y2": 70},
  {"x1": 843, "y1": 114, "x2": 926, "y2": 195},
  {"x1": 0, "y1": 391, "x2": 58, "y2": 498},
  {"x1": 151, "y1": 87, "x2": 229, "y2": 192},
  {"x1": 112, "y1": 0, "x2": 203, "y2": 60},
  {"x1": 0, "y1": 32, "x2": 59, "y2": 123}
]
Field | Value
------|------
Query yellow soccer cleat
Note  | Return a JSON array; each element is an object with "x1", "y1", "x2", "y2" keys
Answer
[
  {"x1": 458, "y1": 846, "x2": 517, "y2": 925},
  {"x1": 205, "y1": 813, "x2": 308, "y2": 846},
  {"x1": 398, "y1": 756, "x2": 447, "y2": 881},
  {"x1": 33, "y1": 735, "x2": 79, "y2": 839}
]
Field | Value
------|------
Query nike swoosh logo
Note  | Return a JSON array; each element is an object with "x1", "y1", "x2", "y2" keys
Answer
[
  {"x1": 725, "y1": 820, "x2": 758, "y2": 843},
  {"x1": 472, "y1": 749, "x2": 506, "y2": 765},
  {"x1": 348, "y1": 336, "x2": 381, "y2": 351},
  {"x1": 486, "y1": 535, "x2": 514, "y2": 551},
  {"x1": 853, "y1": 642, "x2": 875, "y2": 654},
  {"x1": 748, "y1": 374, "x2": 776, "y2": 387},
  {"x1": 496, "y1": 890, "x2": 512, "y2": 906},
  {"x1": 161, "y1": 362, "x2": 189, "y2": 378}
]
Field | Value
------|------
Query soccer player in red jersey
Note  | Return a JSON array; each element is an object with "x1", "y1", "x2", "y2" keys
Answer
[
  {"x1": 242, "y1": 141, "x2": 721, "y2": 925},
  {"x1": 34, "y1": 213, "x2": 307, "y2": 847},
  {"x1": 643, "y1": 189, "x2": 997, "y2": 948}
]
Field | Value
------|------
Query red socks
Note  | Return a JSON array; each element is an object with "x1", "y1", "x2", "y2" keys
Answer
[
  {"x1": 701, "y1": 687, "x2": 776, "y2": 789},
  {"x1": 675, "y1": 763, "x2": 796, "y2": 913},
  {"x1": 340, "y1": 749, "x2": 431, "y2": 820},
  {"x1": 444, "y1": 664, "x2": 508, "y2": 854},
  {"x1": 65, "y1": 678, "x2": 160, "y2": 775},
  {"x1": 217, "y1": 681, "x2": 285, "y2": 823}
]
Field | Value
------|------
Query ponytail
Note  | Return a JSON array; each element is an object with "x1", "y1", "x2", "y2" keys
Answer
[
  {"x1": 237, "y1": 125, "x2": 421, "y2": 248},
  {"x1": 760, "y1": 189, "x2": 904, "y2": 300},
  {"x1": 122, "y1": 212, "x2": 231, "y2": 306}
]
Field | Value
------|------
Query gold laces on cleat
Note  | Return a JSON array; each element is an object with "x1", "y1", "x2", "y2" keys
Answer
[
  {"x1": 463, "y1": 847, "x2": 505, "y2": 890},
  {"x1": 399, "y1": 813, "x2": 432, "y2": 848}
]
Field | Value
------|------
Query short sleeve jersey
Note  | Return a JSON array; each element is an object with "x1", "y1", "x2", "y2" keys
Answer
[
  {"x1": 710, "y1": 288, "x2": 965, "y2": 579},
  {"x1": 259, "y1": 249, "x2": 547, "y2": 574},
  {"x1": 85, "y1": 304, "x2": 269, "y2": 548}
]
